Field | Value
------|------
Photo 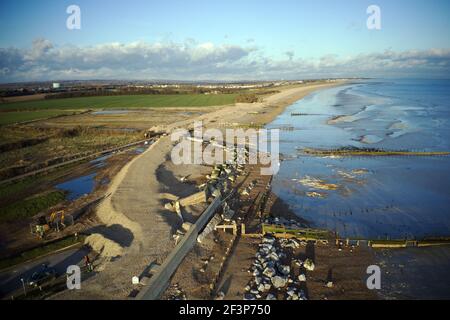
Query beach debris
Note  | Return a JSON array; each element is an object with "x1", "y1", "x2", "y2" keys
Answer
[
  {"x1": 326, "y1": 281, "x2": 334, "y2": 288},
  {"x1": 298, "y1": 274, "x2": 306, "y2": 282}
]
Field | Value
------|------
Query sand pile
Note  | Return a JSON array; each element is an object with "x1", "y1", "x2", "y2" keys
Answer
[{"x1": 85, "y1": 234, "x2": 123, "y2": 258}]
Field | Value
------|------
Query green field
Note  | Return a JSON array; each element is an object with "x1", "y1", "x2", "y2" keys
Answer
[
  {"x1": 0, "y1": 190, "x2": 66, "y2": 223},
  {"x1": 0, "y1": 94, "x2": 237, "y2": 111},
  {"x1": 0, "y1": 110, "x2": 77, "y2": 126}
]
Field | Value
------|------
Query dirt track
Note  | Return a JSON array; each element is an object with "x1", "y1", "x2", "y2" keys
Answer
[{"x1": 54, "y1": 81, "x2": 345, "y2": 299}]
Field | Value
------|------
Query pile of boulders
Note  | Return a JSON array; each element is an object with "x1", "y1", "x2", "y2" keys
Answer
[
  {"x1": 243, "y1": 234, "x2": 308, "y2": 300},
  {"x1": 279, "y1": 238, "x2": 307, "y2": 249},
  {"x1": 167, "y1": 283, "x2": 187, "y2": 300}
]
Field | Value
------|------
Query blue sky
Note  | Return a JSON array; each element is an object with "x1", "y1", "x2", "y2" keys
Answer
[{"x1": 1, "y1": 0, "x2": 449, "y2": 81}]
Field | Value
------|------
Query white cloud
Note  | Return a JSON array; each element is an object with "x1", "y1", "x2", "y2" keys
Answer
[{"x1": 0, "y1": 39, "x2": 449, "y2": 82}]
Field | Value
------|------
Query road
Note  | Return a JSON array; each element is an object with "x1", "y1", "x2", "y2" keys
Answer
[{"x1": 0, "y1": 246, "x2": 89, "y2": 299}]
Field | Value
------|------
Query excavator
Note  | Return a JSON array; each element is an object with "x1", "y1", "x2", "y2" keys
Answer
[{"x1": 34, "y1": 210, "x2": 66, "y2": 238}]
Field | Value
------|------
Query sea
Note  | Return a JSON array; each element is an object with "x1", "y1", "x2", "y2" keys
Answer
[
  {"x1": 267, "y1": 79, "x2": 450, "y2": 239},
  {"x1": 266, "y1": 79, "x2": 450, "y2": 299}
]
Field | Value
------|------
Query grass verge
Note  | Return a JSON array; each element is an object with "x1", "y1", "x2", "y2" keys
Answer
[
  {"x1": 0, "y1": 110, "x2": 77, "y2": 126},
  {"x1": 0, "y1": 234, "x2": 86, "y2": 271},
  {"x1": 0, "y1": 190, "x2": 65, "y2": 223}
]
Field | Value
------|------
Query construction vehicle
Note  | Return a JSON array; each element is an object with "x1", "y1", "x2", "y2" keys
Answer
[{"x1": 32, "y1": 210, "x2": 73, "y2": 239}]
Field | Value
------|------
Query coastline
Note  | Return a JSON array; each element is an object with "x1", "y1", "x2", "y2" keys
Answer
[{"x1": 54, "y1": 80, "x2": 354, "y2": 299}]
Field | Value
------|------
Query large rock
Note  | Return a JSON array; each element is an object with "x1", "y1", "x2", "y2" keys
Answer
[
  {"x1": 257, "y1": 283, "x2": 266, "y2": 292},
  {"x1": 278, "y1": 265, "x2": 290, "y2": 276},
  {"x1": 244, "y1": 293, "x2": 255, "y2": 300},
  {"x1": 271, "y1": 276, "x2": 287, "y2": 289},
  {"x1": 181, "y1": 222, "x2": 193, "y2": 232},
  {"x1": 263, "y1": 267, "x2": 276, "y2": 278},
  {"x1": 268, "y1": 252, "x2": 280, "y2": 262},
  {"x1": 262, "y1": 237, "x2": 275, "y2": 244},
  {"x1": 304, "y1": 258, "x2": 315, "y2": 271}
]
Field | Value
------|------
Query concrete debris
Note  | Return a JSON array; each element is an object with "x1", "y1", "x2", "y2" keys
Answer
[
  {"x1": 326, "y1": 281, "x2": 333, "y2": 288},
  {"x1": 271, "y1": 276, "x2": 287, "y2": 289},
  {"x1": 180, "y1": 175, "x2": 190, "y2": 183},
  {"x1": 294, "y1": 259, "x2": 303, "y2": 267},
  {"x1": 264, "y1": 217, "x2": 305, "y2": 229},
  {"x1": 243, "y1": 234, "x2": 311, "y2": 300},
  {"x1": 266, "y1": 293, "x2": 277, "y2": 300},
  {"x1": 304, "y1": 258, "x2": 315, "y2": 271},
  {"x1": 278, "y1": 265, "x2": 290, "y2": 276},
  {"x1": 181, "y1": 222, "x2": 193, "y2": 232},
  {"x1": 263, "y1": 267, "x2": 277, "y2": 278},
  {"x1": 244, "y1": 293, "x2": 256, "y2": 300},
  {"x1": 167, "y1": 283, "x2": 187, "y2": 300},
  {"x1": 215, "y1": 292, "x2": 225, "y2": 300}
]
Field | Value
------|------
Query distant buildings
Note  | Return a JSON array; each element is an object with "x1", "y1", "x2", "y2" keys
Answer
[{"x1": 52, "y1": 82, "x2": 61, "y2": 89}]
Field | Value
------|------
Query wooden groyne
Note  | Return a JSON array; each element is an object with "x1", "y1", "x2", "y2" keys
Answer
[
  {"x1": 260, "y1": 224, "x2": 450, "y2": 249},
  {"x1": 299, "y1": 147, "x2": 450, "y2": 158}
]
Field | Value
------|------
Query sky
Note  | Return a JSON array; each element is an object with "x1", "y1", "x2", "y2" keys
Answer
[{"x1": 0, "y1": 0, "x2": 449, "y2": 82}]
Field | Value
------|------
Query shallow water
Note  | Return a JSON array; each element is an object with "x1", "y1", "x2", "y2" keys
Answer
[
  {"x1": 267, "y1": 79, "x2": 450, "y2": 239},
  {"x1": 56, "y1": 173, "x2": 96, "y2": 201},
  {"x1": 91, "y1": 110, "x2": 133, "y2": 115}
]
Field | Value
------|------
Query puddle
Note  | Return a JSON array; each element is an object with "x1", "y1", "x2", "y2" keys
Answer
[
  {"x1": 56, "y1": 173, "x2": 96, "y2": 201},
  {"x1": 92, "y1": 110, "x2": 133, "y2": 115},
  {"x1": 56, "y1": 143, "x2": 151, "y2": 201},
  {"x1": 90, "y1": 154, "x2": 113, "y2": 168}
]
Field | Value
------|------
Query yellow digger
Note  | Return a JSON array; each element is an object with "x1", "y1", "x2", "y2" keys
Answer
[{"x1": 34, "y1": 210, "x2": 66, "y2": 238}]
